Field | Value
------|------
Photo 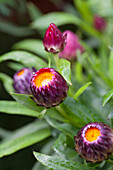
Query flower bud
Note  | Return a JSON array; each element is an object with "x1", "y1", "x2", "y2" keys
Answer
[
  {"x1": 30, "y1": 67, "x2": 68, "y2": 108},
  {"x1": 13, "y1": 67, "x2": 36, "y2": 94},
  {"x1": 59, "y1": 30, "x2": 84, "y2": 61},
  {"x1": 43, "y1": 23, "x2": 67, "y2": 53},
  {"x1": 74, "y1": 122, "x2": 113, "y2": 163},
  {"x1": 93, "y1": 15, "x2": 107, "y2": 32}
]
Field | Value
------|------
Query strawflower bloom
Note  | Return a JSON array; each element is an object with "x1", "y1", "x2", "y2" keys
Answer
[
  {"x1": 93, "y1": 15, "x2": 107, "y2": 32},
  {"x1": 43, "y1": 23, "x2": 67, "y2": 53},
  {"x1": 13, "y1": 67, "x2": 36, "y2": 94},
  {"x1": 74, "y1": 122, "x2": 113, "y2": 163},
  {"x1": 30, "y1": 67, "x2": 68, "y2": 108},
  {"x1": 59, "y1": 30, "x2": 84, "y2": 61}
]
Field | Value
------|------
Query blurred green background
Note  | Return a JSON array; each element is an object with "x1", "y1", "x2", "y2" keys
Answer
[{"x1": 1, "y1": 0, "x2": 113, "y2": 169}]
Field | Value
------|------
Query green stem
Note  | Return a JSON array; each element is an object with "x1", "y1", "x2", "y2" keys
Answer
[
  {"x1": 56, "y1": 105, "x2": 78, "y2": 127},
  {"x1": 107, "y1": 159, "x2": 113, "y2": 165},
  {"x1": 54, "y1": 54, "x2": 60, "y2": 70},
  {"x1": 39, "y1": 108, "x2": 47, "y2": 119},
  {"x1": 47, "y1": 53, "x2": 51, "y2": 68}
]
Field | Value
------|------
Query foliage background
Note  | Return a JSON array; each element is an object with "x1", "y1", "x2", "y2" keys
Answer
[{"x1": 0, "y1": 0, "x2": 113, "y2": 170}]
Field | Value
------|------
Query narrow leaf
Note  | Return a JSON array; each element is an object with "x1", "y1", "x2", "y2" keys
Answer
[
  {"x1": 10, "y1": 92, "x2": 44, "y2": 112},
  {"x1": 7, "y1": 62, "x2": 24, "y2": 71},
  {"x1": 108, "y1": 111, "x2": 113, "y2": 119},
  {"x1": 31, "y1": 12, "x2": 80, "y2": 29},
  {"x1": 74, "y1": 0, "x2": 93, "y2": 24},
  {"x1": 27, "y1": 2, "x2": 42, "y2": 21},
  {"x1": 0, "y1": 21, "x2": 35, "y2": 37},
  {"x1": 74, "y1": 82, "x2": 92, "y2": 100},
  {"x1": 61, "y1": 96, "x2": 103, "y2": 125},
  {"x1": 0, "y1": 128, "x2": 12, "y2": 139},
  {"x1": 32, "y1": 139, "x2": 55, "y2": 170},
  {"x1": 45, "y1": 116, "x2": 78, "y2": 139},
  {"x1": 0, "y1": 51, "x2": 46, "y2": 69},
  {"x1": 33, "y1": 152, "x2": 95, "y2": 170},
  {"x1": 59, "y1": 58, "x2": 72, "y2": 85},
  {"x1": 0, "y1": 73, "x2": 14, "y2": 93},
  {"x1": 103, "y1": 89, "x2": 113, "y2": 106},
  {"x1": 31, "y1": 12, "x2": 101, "y2": 39},
  {"x1": 53, "y1": 133, "x2": 67, "y2": 159},
  {"x1": 13, "y1": 39, "x2": 47, "y2": 60},
  {"x1": 0, "y1": 120, "x2": 51, "y2": 158},
  {"x1": 109, "y1": 50, "x2": 113, "y2": 81},
  {"x1": 0, "y1": 101, "x2": 39, "y2": 117}
]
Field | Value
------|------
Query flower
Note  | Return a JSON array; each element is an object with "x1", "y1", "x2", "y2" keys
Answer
[
  {"x1": 30, "y1": 67, "x2": 68, "y2": 108},
  {"x1": 13, "y1": 67, "x2": 36, "y2": 94},
  {"x1": 74, "y1": 122, "x2": 113, "y2": 163},
  {"x1": 93, "y1": 15, "x2": 107, "y2": 32},
  {"x1": 59, "y1": 30, "x2": 84, "y2": 61},
  {"x1": 43, "y1": 23, "x2": 67, "y2": 53}
]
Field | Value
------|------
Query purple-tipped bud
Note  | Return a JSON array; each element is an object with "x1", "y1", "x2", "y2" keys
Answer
[
  {"x1": 93, "y1": 15, "x2": 107, "y2": 32},
  {"x1": 30, "y1": 67, "x2": 68, "y2": 108},
  {"x1": 74, "y1": 122, "x2": 113, "y2": 163},
  {"x1": 13, "y1": 67, "x2": 36, "y2": 94},
  {"x1": 59, "y1": 30, "x2": 84, "y2": 61},
  {"x1": 43, "y1": 23, "x2": 67, "y2": 53}
]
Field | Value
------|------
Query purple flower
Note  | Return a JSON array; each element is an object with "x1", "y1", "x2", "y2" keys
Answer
[
  {"x1": 30, "y1": 67, "x2": 68, "y2": 108},
  {"x1": 93, "y1": 15, "x2": 107, "y2": 32},
  {"x1": 13, "y1": 67, "x2": 36, "y2": 94},
  {"x1": 59, "y1": 30, "x2": 84, "y2": 61},
  {"x1": 74, "y1": 122, "x2": 113, "y2": 163},
  {"x1": 43, "y1": 23, "x2": 67, "y2": 53}
]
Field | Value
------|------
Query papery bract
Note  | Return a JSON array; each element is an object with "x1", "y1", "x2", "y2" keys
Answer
[
  {"x1": 30, "y1": 67, "x2": 68, "y2": 108},
  {"x1": 43, "y1": 23, "x2": 67, "y2": 53},
  {"x1": 13, "y1": 67, "x2": 36, "y2": 94},
  {"x1": 93, "y1": 15, "x2": 107, "y2": 32},
  {"x1": 59, "y1": 30, "x2": 84, "y2": 61},
  {"x1": 74, "y1": 122, "x2": 113, "y2": 163}
]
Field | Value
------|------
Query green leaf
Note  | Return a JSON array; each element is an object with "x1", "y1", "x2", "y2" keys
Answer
[
  {"x1": 46, "y1": 108, "x2": 65, "y2": 122},
  {"x1": 45, "y1": 116, "x2": 78, "y2": 139},
  {"x1": 109, "y1": 50, "x2": 113, "y2": 81},
  {"x1": 0, "y1": 120, "x2": 51, "y2": 158},
  {"x1": 0, "y1": 128, "x2": 12, "y2": 139},
  {"x1": 108, "y1": 111, "x2": 113, "y2": 119},
  {"x1": 0, "y1": 51, "x2": 46, "y2": 69},
  {"x1": 0, "y1": 73, "x2": 14, "y2": 93},
  {"x1": 74, "y1": 0, "x2": 93, "y2": 24},
  {"x1": 75, "y1": 62, "x2": 84, "y2": 83},
  {"x1": 103, "y1": 89, "x2": 113, "y2": 106},
  {"x1": 10, "y1": 92, "x2": 44, "y2": 112},
  {"x1": 0, "y1": 101, "x2": 39, "y2": 117},
  {"x1": 27, "y1": 2, "x2": 42, "y2": 21},
  {"x1": 61, "y1": 96, "x2": 103, "y2": 125},
  {"x1": 58, "y1": 58, "x2": 72, "y2": 85},
  {"x1": 80, "y1": 88, "x2": 110, "y2": 124},
  {"x1": 32, "y1": 139, "x2": 55, "y2": 170},
  {"x1": 53, "y1": 133, "x2": 67, "y2": 159},
  {"x1": 31, "y1": 12, "x2": 80, "y2": 29},
  {"x1": 33, "y1": 152, "x2": 95, "y2": 170},
  {"x1": 31, "y1": 12, "x2": 101, "y2": 39},
  {"x1": 0, "y1": 21, "x2": 35, "y2": 37},
  {"x1": 7, "y1": 62, "x2": 24, "y2": 71},
  {"x1": 74, "y1": 82, "x2": 92, "y2": 100},
  {"x1": 13, "y1": 39, "x2": 47, "y2": 60}
]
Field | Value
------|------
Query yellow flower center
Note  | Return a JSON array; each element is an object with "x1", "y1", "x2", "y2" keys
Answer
[
  {"x1": 17, "y1": 69, "x2": 24, "y2": 76},
  {"x1": 85, "y1": 127, "x2": 101, "y2": 142},
  {"x1": 34, "y1": 72, "x2": 53, "y2": 87}
]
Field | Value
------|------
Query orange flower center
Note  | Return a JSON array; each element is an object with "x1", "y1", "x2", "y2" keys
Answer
[
  {"x1": 17, "y1": 69, "x2": 24, "y2": 76},
  {"x1": 85, "y1": 127, "x2": 101, "y2": 142},
  {"x1": 34, "y1": 72, "x2": 53, "y2": 87}
]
